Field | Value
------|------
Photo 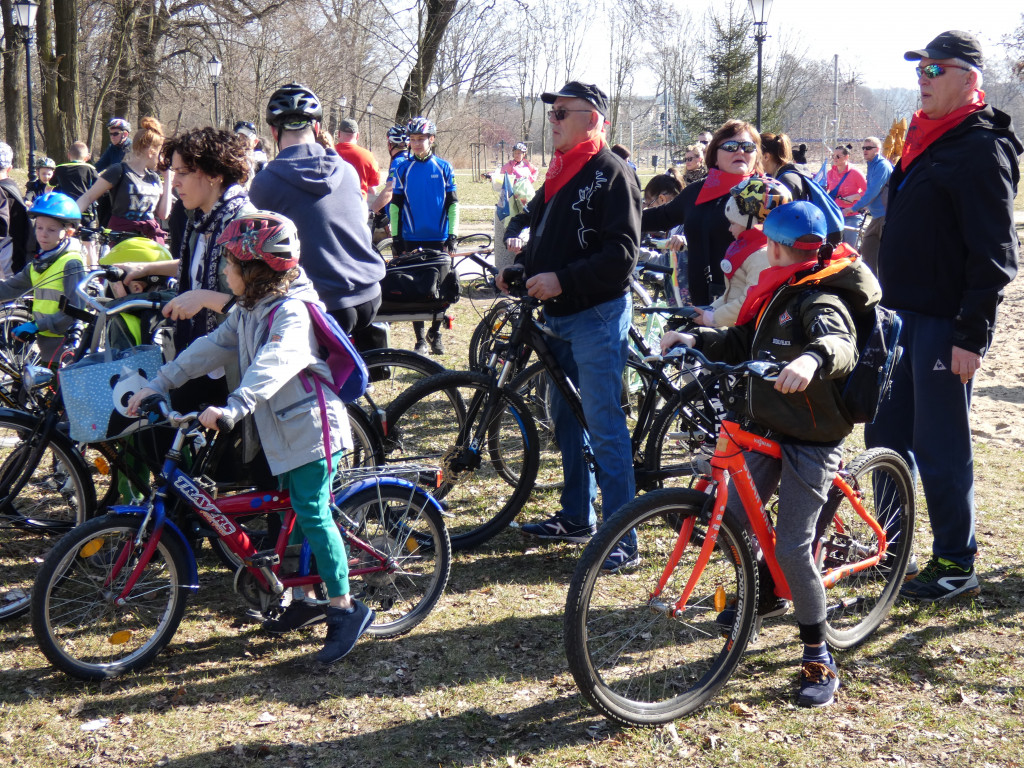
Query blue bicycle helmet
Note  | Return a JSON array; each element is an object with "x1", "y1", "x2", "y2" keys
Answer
[
  {"x1": 107, "y1": 117, "x2": 131, "y2": 133},
  {"x1": 763, "y1": 201, "x2": 826, "y2": 250},
  {"x1": 27, "y1": 192, "x2": 82, "y2": 224},
  {"x1": 406, "y1": 116, "x2": 436, "y2": 136},
  {"x1": 387, "y1": 124, "x2": 409, "y2": 146},
  {"x1": 34, "y1": 155, "x2": 56, "y2": 169}
]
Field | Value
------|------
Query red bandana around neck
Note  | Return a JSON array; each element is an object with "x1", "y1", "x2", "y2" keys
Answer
[
  {"x1": 695, "y1": 167, "x2": 752, "y2": 206},
  {"x1": 900, "y1": 92, "x2": 986, "y2": 170},
  {"x1": 543, "y1": 136, "x2": 604, "y2": 201},
  {"x1": 721, "y1": 228, "x2": 766, "y2": 277},
  {"x1": 735, "y1": 258, "x2": 818, "y2": 326}
]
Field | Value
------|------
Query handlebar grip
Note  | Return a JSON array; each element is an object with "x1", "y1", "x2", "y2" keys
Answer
[
  {"x1": 639, "y1": 261, "x2": 673, "y2": 275},
  {"x1": 501, "y1": 264, "x2": 527, "y2": 296},
  {"x1": 216, "y1": 414, "x2": 237, "y2": 433},
  {"x1": 104, "y1": 265, "x2": 127, "y2": 283}
]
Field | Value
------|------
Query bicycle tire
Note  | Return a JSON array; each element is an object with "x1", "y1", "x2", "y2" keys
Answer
[
  {"x1": 455, "y1": 233, "x2": 492, "y2": 249},
  {"x1": 0, "y1": 413, "x2": 95, "y2": 622},
  {"x1": 641, "y1": 377, "x2": 722, "y2": 487},
  {"x1": 819, "y1": 447, "x2": 915, "y2": 649},
  {"x1": 361, "y1": 347, "x2": 446, "y2": 415},
  {"x1": 467, "y1": 299, "x2": 522, "y2": 373},
  {"x1": 339, "y1": 484, "x2": 451, "y2": 638},
  {"x1": 565, "y1": 488, "x2": 758, "y2": 726},
  {"x1": 31, "y1": 513, "x2": 192, "y2": 680},
  {"x1": 385, "y1": 370, "x2": 539, "y2": 551},
  {"x1": 374, "y1": 238, "x2": 395, "y2": 259}
]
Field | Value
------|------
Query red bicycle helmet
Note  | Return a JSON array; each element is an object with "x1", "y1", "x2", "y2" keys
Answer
[{"x1": 216, "y1": 211, "x2": 300, "y2": 271}]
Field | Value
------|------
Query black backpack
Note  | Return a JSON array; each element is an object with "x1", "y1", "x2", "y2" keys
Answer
[
  {"x1": 841, "y1": 306, "x2": 903, "y2": 424},
  {"x1": 0, "y1": 178, "x2": 31, "y2": 273},
  {"x1": 379, "y1": 248, "x2": 460, "y2": 308}
]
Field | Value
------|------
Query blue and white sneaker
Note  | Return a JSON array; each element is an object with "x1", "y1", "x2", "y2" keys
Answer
[
  {"x1": 316, "y1": 599, "x2": 375, "y2": 664},
  {"x1": 521, "y1": 514, "x2": 596, "y2": 544},
  {"x1": 601, "y1": 540, "x2": 641, "y2": 574}
]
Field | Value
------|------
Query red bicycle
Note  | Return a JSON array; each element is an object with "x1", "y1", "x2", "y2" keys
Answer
[
  {"x1": 31, "y1": 401, "x2": 451, "y2": 680},
  {"x1": 564, "y1": 347, "x2": 915, "y2": 725}
]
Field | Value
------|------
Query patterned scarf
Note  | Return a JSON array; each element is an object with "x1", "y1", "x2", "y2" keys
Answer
[
  {"x1": 543, "y1": 135, "x2": 603, "y2": 202},
  {"x1": 900, "y1": 92, "x2": 986, "y2": 170},
  {"x1": 177, "y1": 184, "x2": 249, "y2": 341},
  {"x1": 683, "y1": 167, "x2": 707, "y2": 185}
]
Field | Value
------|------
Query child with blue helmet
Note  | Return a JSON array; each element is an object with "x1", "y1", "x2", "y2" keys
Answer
[
  {"x1": 0, "y1": 192, "x2": 86, "y2": 364},
  {"x1": 662, "y1": 200, "x2": 883, "y2": 708}
]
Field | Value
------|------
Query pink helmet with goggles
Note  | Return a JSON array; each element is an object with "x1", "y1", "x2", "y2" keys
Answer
[{"x1": 215, "y1": 211, "x2": 300, "y2": 272}]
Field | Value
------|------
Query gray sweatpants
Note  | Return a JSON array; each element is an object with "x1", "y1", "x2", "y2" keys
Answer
[{"x1": 726, "y1": 441, "x2": 844, "y2": 628}]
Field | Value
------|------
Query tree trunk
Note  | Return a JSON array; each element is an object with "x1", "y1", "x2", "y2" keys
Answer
[
  {"x1": 134, "y1": 0, "x2": 163, "y2": 119},
  {"x1": 1, "y1": 0, "x2": 27, "y2": 167},
  {"x1": 395, "y1": 0, "x2": 457, "y2": 123},
  {"x1": 36, "y1": 0, "x2": 61, "y2": 159},
  {"x1": 54, "y1": 0, "x2": 81, "y2": 154}
]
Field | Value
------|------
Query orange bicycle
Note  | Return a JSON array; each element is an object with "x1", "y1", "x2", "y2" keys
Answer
[{"x1": 564, "y1": 347, "x2": 915, "y2": 725}]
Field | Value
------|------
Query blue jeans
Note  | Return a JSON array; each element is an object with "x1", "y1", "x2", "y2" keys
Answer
[
  {"x1": 865, "y1": 312, "x2": 977, "y2": 569},
  {"x1": 544, "y1": 294, "x2": 636, "y2": 531},
  {"x1": 842, "y1": 213, "x2": 865, "y2": 247}
]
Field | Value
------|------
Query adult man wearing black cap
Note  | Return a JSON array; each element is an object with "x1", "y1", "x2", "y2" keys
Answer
[
  {"x1": 499, "y1": 81, "x2": 641, "y2": 572},
  {"x1": 866, "y1": 31, "x2": 1021, "y2": 601}
]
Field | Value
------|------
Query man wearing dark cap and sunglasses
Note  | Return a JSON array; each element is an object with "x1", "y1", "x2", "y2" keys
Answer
[
  {"x1": 866, "y1": 31, "x2": 1021, "y2": 602},
  {"x1": 499, "y1": 81, "x2": 642, "y2": 572}
]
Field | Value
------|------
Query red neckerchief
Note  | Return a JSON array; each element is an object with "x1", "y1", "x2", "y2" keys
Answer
[
  {"x1": 901, "y1": 92, "x2": 986, "y2": 170},
  {"x1": 695, "y1": 167, "x2": 752, "y2": 206},
  {"x1": 735, "y1": 257, "x2": 818, "y2": 326},
  {"x1": 543, "y1": 136, "x2": 603, "y2": 202},
  {"x1": 721, "y1": 229, "x2": 766, "y2": 278}
]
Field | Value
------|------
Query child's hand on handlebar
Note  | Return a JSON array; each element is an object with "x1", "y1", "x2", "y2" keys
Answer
[
  {"x1": 660, "y1": 330, "x2": 695, "y2": 355},
  {"x1": 127, "y1": 387, "x2": 159, "y2": 417},
  {"x1": 774, "y1": 353, "x2": 820, "y2": 394},
  {"x1": 199, "y1": 406, "x2": 224, "y2": 431}
]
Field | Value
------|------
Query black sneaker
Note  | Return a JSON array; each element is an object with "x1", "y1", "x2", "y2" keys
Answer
[
  {"x1": 316, "y1": 600, "x2": 375, "y2": 664},
  {"x1": 899, "y1": 557, "x2": 980, "y2": 602},
  {"x1": 426, "y1": 330, "x2": 445, "y2": 355},
  {"x1": 263, "y1": 601, "x2": 327, "y2": 635},
  {"x1": 521, "y1": 514, "x2": 596, "y2": 543},
  {"x1": 797, "y1": 658, "x2": 840, "y2": 708},
  {"x1": 414, "y1": 339, "x2": 429, "y2": 356},
  {"x1": 715, "y1": 596, "x2": 790, "y2": 631}
]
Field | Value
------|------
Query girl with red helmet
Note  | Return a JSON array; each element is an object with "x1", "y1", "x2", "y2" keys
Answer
[{"x1": 129, "y1": 211, "x2": 375, "y2": 664}]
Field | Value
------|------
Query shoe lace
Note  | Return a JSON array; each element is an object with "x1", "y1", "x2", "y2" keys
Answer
[
  {"x1": 915, "y1": 557, "x2": 946, "y2": 582},
  {"x1": 801, "y1": 661, "x2": 837, "y2": 684}
]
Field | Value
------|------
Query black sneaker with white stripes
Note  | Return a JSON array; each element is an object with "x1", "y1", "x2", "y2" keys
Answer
[{"x1": 520, "y1": 513, "x2": 596, "y2": 544}]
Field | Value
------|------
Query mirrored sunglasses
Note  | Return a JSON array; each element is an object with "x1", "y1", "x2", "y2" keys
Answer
[
  {"x1": 719, "y1": 140, "x2": 757, "y2": 153},
  {"x1": 915, "y1": 63, "x2": 971, "y2": 79}
]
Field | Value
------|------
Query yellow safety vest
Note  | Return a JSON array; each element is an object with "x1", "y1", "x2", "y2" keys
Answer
[{"x1": 29, "y1": 247, "x2": 84, "y2": 338}]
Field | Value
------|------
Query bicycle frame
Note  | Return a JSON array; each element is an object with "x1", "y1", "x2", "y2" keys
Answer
[{"x1": 657, "y1": 417, "x2": 889, "y2": 616}]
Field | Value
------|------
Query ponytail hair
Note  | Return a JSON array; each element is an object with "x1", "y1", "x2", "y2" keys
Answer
[{"x1": 132, "y1": 116, "x2": 165, "y2": 156}]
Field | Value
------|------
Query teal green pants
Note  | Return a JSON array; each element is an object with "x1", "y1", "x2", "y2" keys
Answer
[{"x1": 281, "y1": 451, "x2": 348, "y2": 597}]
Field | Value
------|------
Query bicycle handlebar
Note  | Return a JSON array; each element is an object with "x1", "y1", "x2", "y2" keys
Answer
[
  {"x1": 664, "y1": 345, "x2": 782, "y2": 381},
  {"x1": 74, "y1": 267, "x2": 169, "y2": 317}
]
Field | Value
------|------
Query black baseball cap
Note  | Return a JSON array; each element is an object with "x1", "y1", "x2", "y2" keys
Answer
[
  {"x1": 540, "y1": 82, "x2": 609, "y2": 116},
  {"x1": 904, "y1": 30, "x2": 984, "y2": 70}
]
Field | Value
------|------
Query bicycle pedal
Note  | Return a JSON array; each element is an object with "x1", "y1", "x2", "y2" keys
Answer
[{"x1": 243, "y1": 551, "x2": 281, "y2": 569}]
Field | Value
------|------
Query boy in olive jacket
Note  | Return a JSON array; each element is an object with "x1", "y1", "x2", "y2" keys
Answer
[{"x1": 662, "y1": 201, "x2": 881, "y2": 709}]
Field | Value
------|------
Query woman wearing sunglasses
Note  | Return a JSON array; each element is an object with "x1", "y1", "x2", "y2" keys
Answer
[
  {"x1": 641, "y1": 119, "x2": 760, "y2": 306},
  {"x1": 826, "y1": 146, "x2": 866, "y2": 246},
  {"x1": 680, "y1": 144, "x2": 707, "y2": 185}
]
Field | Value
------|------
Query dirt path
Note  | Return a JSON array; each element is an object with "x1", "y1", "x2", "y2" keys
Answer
[{"x1": 971, "y1": 272, "x2": 1024, "y2": 448}]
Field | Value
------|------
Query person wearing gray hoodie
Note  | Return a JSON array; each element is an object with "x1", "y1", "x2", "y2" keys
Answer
[{"x1": 250, "y1": 83, "x2": 385, "y2": 350}]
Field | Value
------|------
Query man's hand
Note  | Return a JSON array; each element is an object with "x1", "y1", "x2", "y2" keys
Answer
[
  {"x1": 525, "y1": 272, "x2": 561, "y2": 301},
  {"x1": 505, "y1": 237, "x2": 524, "y2": 255},
  {"x1": 951, "y1": 346, "x2": 983, "y2": 384},
  {"x1": 660, "y1": 330, "x2": 695, "y2": 355},
  {"x1": 667, "y1": 234, "x2": 686, "y2": 252},
  {"x1": 774, "y1": 353, "x2": 820, "y2": 394}
]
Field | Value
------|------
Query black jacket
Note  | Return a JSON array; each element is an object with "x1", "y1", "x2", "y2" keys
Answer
[
  {"x1": 641, "y1": 178, "x2": 732, "y2": 305},
  {"x1": 505, "y1": 145, "x2": 640, "y2": 316},
  {"x1": 878, "y1": 105, "x2": 1021, "y2": 355}
]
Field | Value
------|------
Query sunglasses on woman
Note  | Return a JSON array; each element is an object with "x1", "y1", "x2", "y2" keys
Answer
[
  {"x1": 684, "y1": 155, "x2": 699, "y2": 162},
  {"x1": 719, "y1": 140, "x2": 757, "y2": 153},
  {"x1": 915, "y1": 63, "x2": 971, "y2": 79}
]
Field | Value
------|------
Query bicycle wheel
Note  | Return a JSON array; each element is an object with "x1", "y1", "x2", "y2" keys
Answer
[
  {"x1": 31, "y1": 514, "x2": 192, "y2": 680},
  {"x1": 0, "y1": 415, "x2": 94, "y2": 622},
  {"x1": 385, "y1": 370, "x2": 539, "y2": 550},
  {"x1": 374, "y1": 238, "x2": 395, "y2": 259},
  {"x1": 455, "y1": 233, "x2": 492, "y2": 249},
  {"x1": 361, "y1": 347, "x2": 446, "y2": 415},
  {"x1": 509, "y1": 362, "x2": 561, "y2": 489},
  {"x1": 565, "y1": 488, "x2": 758, "y2": 726},
  {"x1": 467, "y1": 299, "x2": 522, "y2": 373},
  {"x1": 818, "y1": 447, "x2": 915, "y2": 650},
  {"x1": 339, "y1": 485, "x2": 451, "y2": 638},
  {"x1": 642, "y1": 377, "x2": 722, "y2": 487}
]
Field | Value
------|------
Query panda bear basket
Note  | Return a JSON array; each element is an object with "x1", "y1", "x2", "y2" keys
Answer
[{"x1": 58, "y1": 345, "x2": 165, "y2": 443}]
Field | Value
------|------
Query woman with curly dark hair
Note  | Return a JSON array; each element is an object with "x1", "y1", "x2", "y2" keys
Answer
[{"x1": 122, "y1": 128, "x2": 255, "y2": 350}]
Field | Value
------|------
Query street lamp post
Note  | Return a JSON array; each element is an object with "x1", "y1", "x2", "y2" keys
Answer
[
  {"x1": 338, "y1": 95, "x2": 348, "y2": 119},
  {"x1": 207, "y1": 55, "x2": 222, "y2": 127},
  {"x1": 13, "y1": 0, "x2": 39, "y2": 181},
  {"x1": 365, "y1": 103, "x2": 373, "y2": 152},
  {"x1": 747, "y1": 0, "x2": 772, "y2": 131}
]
